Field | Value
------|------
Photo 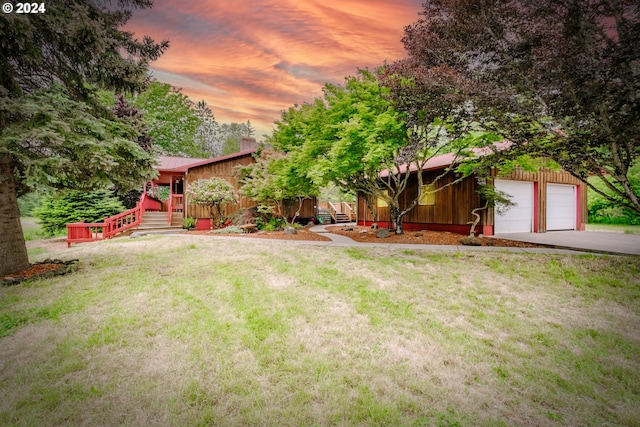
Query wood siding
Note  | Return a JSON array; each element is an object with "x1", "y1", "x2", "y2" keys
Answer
[
  {"x1": 358, "y1": 171, "x2": 483, "y2": 227},
  {"x1": 357, "y1": 165, "x2": 588, "y2": 233},
  {"x1": 274, "y1": 197, "x2": 317, "y2": 220},
  {"x1": 184, "y1": 154, "x2": 257, "y2": 219}
]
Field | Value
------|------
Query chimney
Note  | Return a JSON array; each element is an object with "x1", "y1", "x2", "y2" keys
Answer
[{"x1": 241, "y1": 137, "x2": 257, "y2": 151}]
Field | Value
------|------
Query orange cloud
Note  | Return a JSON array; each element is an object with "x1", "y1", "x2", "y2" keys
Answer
[{"x1": 127, "y1": 0, "x2": 423, "y2": 137}]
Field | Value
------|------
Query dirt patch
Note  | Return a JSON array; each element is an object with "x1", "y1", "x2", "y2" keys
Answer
[
  {"x1": 26, "y1": 237, "x2": 68, "y2": 252},
  {"x1": 326, "y1": 225, "x2": 547, "y2": 248}
]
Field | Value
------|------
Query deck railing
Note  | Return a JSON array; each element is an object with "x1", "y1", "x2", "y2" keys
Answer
[
  {"x1": 66, "y1": 191, "x2": 161, "y2": 247},
  {"x1": 318, "y1": 201, "x2": 355, "y2": 222}
]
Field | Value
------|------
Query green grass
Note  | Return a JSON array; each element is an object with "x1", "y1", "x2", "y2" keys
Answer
[
  {"x1": 20, "y1": 217, "x2": 44, "y2": 241},
  {"x1": 586, "y1": 223, "x2": 640, "y2": 234},
  {"x1": 1, "y1": 235, "x2": 639, "y2": 426}
]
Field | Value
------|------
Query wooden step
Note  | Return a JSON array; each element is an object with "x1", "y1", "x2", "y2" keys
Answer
[
  {"x1": 139, "y1": 211, "x2": 184, "y2": 230},
  {"x1": 335, "y1": 213, "x2": 351, "y2": 223}
]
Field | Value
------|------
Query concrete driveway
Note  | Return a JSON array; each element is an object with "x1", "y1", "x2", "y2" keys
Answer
[{"x1": 491, "y1": 231, "x2": 640, "y2": 255}]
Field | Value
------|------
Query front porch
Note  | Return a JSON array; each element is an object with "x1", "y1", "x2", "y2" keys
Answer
[{"x1": 66, "y1": 156, "x2": 204, "y2": 246}]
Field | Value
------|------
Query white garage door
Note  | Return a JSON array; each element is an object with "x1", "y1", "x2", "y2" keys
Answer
[
  {"x1": 494, "y1": 180, "x2": 533, "y2": 233},
  {"x1": 547, "y1": 184, "x2": 576, "y2": 231}
]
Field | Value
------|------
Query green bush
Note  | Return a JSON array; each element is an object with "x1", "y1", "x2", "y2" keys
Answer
[
  {"x1": 34, "y1": 190, "x2": 125, "y2": 237},
  {"x1": 588, "y1": 164, "x2": 640, "y2": 225},
  {"x1": 182, "y1": 217, "x2": 197, "y2": 230},
  {"x1": 256, "y1": 215, "x2": 285, "y2": 231}
]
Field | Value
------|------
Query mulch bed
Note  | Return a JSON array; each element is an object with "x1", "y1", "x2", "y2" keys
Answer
[
  {"x1": 188, "y1": 228, "x2": 332, "y2": 242},
  {"x1": 1, "y1": 259, "x2": 79, "y2": 285},
  {"x1": 192, "y1": 225, "x2": 545, "y2": 248},
  {"x1": 326, "y1": 225, "x2": 548, "y2": 248}
]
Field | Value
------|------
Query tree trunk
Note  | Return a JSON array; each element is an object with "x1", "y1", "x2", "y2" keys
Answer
[
  {"x1": 0, "y1": 155, "x2": 30, "y2": 276},
  {"x1": 363, "y1": 193, "x2": 378, "y2": 229},
  {"x1": 389, "y1": 205, "x2": 404, "y2": 235}
]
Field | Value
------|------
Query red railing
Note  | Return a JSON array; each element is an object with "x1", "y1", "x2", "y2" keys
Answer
[{"x1": 66, "y1": 191, "x2": 162, "y2": 247}]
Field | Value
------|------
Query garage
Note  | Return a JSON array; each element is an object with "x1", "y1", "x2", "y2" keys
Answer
[
  {"x1": 546, "y1": 184, "x2": 576, "y2": 231},
  {"x1": 494, "y1": 180, "x2": 534, "y2": 233}
]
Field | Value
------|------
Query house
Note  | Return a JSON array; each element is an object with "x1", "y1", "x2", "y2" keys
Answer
[
  {"x1": 67, "y1": 142, "x2": 317, "y2": 245},
  {"x1": 158, "y1": 149, "x2": 258, "y2": 230},
  {"x1": 150, "y1": 147, "x2": 316, "y2": 230},
  {"x1": 356, "y1": 152, "x2": 587, "y2": 235}
]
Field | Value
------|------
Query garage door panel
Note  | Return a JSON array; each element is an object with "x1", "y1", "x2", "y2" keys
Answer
[
  {"x1": 547, "y1": 184, "x2": 576, "y2": 231},
  {"x1": 495, "y1": 180, "x2": 533, "y2": 233}
]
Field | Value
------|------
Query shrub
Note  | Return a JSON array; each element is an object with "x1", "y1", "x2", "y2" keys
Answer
[
  {"x1": 34, "y1": 190, "x2": 125, "y2": 237},
  {"x1": 210, "y1": 225, "x2": 244, "y2": 234},
  {"x1": 182, "y1": 217, "x2": 197, "y2": 230},
  {"x1": 186, "y1": 177, "x2": 238, "y2": 228}
]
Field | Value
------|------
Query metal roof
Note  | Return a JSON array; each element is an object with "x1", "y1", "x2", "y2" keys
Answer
[{"x1": 156, "y1": 149, "x2": 256, "y2": 173}]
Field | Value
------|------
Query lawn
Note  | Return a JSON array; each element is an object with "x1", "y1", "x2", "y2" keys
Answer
[
  {"x1": 19, "y1": 217, "x2": 44, "y2": 241},
  {"x1": 586, "y1": 223, "x2": 640, "y2": 234},
  {"x1": 1, "y1": 235, "x2": 639, "y2": 426}
]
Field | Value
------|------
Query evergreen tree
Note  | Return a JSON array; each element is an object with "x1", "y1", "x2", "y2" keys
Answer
[
  {"x1": 194, "y1": 100, "x2": 223, "y2": 157},
  {"x1": 35, "y1": 190, "x2": 126, "y2": 237},
  {"x1": 0, "y1": 0, "x2": 168, "y2": 275}
]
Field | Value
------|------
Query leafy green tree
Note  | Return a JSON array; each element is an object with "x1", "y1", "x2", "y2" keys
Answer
[
  {"x1": 132, "y1": 81, "x2": 204, "y2": 157},
  {"x1": 17, "y1": 193, "x2": 42, "y2": 217},
  {"x1": 0, "y1": 0, "x2": 167, "y2": 275},
  {"x1": 271, "y1": 70, "x2": 479, "y2": 234},
  {"x1": 588, "y1": 161, "x2": 640, "y2": 224},
  {"x1": 394, "y1": 0, "x2": 640, "y2": 214},
  {"x1": 238, "y1": 151, "x2": 318, "y2": 226},
  {"x1": 35, "y1": 190, "x2": 125, "y2": 237},
  {"x1": 185, "y1": 177, "x2": 238, "y2": 228}
]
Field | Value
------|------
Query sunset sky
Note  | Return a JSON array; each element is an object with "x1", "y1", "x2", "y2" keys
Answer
[{"x1": 127, "y1": 0, "x2": 424, "y2": 138}]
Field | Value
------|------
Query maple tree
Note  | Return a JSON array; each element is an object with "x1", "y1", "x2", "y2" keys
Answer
[
  {"x1": 270, "y1": 70, "x2": 480, "y2": 234},
  {"x1": 393, "y1": 0, "x2": 640, "y2": 214}
]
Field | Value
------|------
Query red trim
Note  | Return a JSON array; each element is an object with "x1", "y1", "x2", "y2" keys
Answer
[
  {"x1": 357, "y1": 220, "x2": 472, "y2": 235},
  {"x1": 533, "y1": 181, "x2": 539, "y2": 233},
  {"x1": 481, "y1": 225, "x2": 494, "y2": 236},
  {"x1": 576, "y1": 184, "x2": 583, "y2": 230}
]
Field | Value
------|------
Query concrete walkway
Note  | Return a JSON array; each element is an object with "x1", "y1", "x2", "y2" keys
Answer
[
  {"x1": 490, "y1": 231, "x2": 640, "y2": 256},
  {"x1": 308, "y1": 224, "x2": 359, "y2": 244},
  {"x1": 307, "y1": 223, "x2": 589, "y2": 255}
]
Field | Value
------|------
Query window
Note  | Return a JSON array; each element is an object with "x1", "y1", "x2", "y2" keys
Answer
[
  {"x1": 377, "y1": 190, "x2": 389, "y2": 207},
  {"x1": 419, "y1": 184, "x2": 436, "y2": 206}
]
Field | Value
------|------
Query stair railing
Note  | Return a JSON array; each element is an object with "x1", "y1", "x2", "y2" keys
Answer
[
  {"x1": 338, "y1": 202, "x2": 354, "y2": 220},
  {"x1": 327, "y1": 201, "x2": 338, "y2": 223},
  {"x1": 66, "y1": 190, "x2": 161, "y2": 247}
]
